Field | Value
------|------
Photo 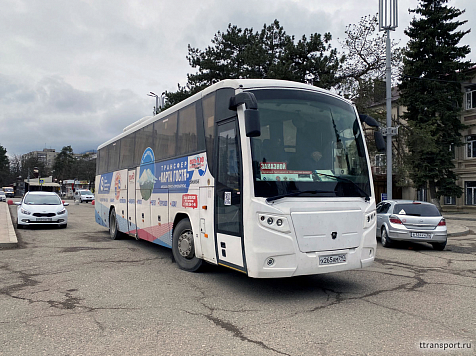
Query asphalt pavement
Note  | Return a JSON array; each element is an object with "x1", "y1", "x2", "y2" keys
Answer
[{"x1": 0, "y1": 200, "x2": 473, "y2": 248}]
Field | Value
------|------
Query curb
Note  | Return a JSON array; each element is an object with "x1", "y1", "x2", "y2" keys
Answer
[
  {"x1": 448, "y1": 228, "x2": 471, "y2": 237},
  {"x1": 0, "y1": 204, "x2": 18, "y2": 248}
]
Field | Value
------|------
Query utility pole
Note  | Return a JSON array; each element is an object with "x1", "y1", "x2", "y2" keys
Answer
[{"x1": 379, "y1": 0, "x2": 398, "y2": 200}]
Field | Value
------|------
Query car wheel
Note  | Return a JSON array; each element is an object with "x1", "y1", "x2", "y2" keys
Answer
[
  {"x1": 109, "y1": 209, "x2": 121, "y2": 240},
  {"x1": 60, "y1": 223, "x2": 67, "y2": 229},
  {"x1": 431, "y1": 241, "x2": 446, "y2": 251},
  {"x1": 17, "y1": 223, "x2": 23, "y2": 229},
  {"x1": 172, "y1": 219, "x2": 202, "y2": 272},
  {"x1": 381, "y1": 227, "x2": 392, "y2": 248}
]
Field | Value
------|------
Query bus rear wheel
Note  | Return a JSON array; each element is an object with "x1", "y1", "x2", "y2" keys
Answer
[
  {"x1": 172, "y1": 219, "x2": 202, "y2": 272},
  {"x1": 109, "y1": 209, "x2": 121, "y2": 240}
]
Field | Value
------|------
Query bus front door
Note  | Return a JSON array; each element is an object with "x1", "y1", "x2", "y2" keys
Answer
[
  {"x1": 127, "y1": 169, "x2": 137, "y2": 237},
  {"x1": 215, "y1": 118, "x2": 246, "y2": 273}
]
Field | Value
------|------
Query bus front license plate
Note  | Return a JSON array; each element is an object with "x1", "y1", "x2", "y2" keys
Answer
[{"x1": 319, "y1": 254, "x2": 346, "y2": 265}]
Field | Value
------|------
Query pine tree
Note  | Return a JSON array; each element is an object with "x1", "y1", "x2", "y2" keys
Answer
[
  {"x1": 53, "y1": 146, "x2": 75, "y2": 181},
  {"x1": 0, "y1": 145, "x2": 10, "y2": 186},
  {"x1": 164, "y1": 20, "x2": 342, "y2": 107},
  {"x1": 399, "y1": 0, "x2": 473, "y2": 207}
]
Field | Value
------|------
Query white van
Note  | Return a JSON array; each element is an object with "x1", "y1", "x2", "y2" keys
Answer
[{"x1": 74, "y1": 189, "x2": 95, "y2": 203}]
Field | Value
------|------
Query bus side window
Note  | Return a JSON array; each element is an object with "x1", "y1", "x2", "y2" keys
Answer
[
  {"x1": 202, "y1": 93, "x2": 215, "y2": 173},
  {"x1": 120, "y1": 133, "x2": 135, "y2": 169},
  {"x1": 177, "y1": 103, "x2": 198, "y2": 156},
  {"x1": 108, "y1": 141, "x2": 120, "y2": 172},
  {"x1": 154, "y1": 113, "x2": 178, "y2": 160},
  {"x1": 134, "y1": 124, "x2": 153, "y2": 166}
]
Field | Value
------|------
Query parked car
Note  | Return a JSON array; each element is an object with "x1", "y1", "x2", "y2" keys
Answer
[
  {"x1": 376, "y1": 200, "x2": 447, "y2": 250},
  {"x1": 74, "y1": 189, "x2": 94, "y2": 203},
  {"x1": 2, "y1": 187, "x2": 14, "y2": 198},
  {"x1": 15, "y1": 191, "x2": 69, "y2": 229},
  {"x1": 0, "y1": 190, "x2": 6, "y2": 202}
]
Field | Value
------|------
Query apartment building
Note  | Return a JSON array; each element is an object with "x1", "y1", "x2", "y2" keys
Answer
[
  {"x1": 21, "y1": 148, "x2": 58, "y2": 169},
  {"x1": 367, "y1": 66, "x2": 476, "y2": 210},
  {"x1": 452, "y1": 65, "x2": 476, "y2": 209}
]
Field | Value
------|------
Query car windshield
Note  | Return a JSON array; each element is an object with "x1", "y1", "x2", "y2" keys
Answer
[
  {"x1": 81, "y1": 190, "x2": 93, "y2": 195},
  {"x1": 393, "y1": 203, "x2": 441, "y2": 217},
  {"x1": 249, "y1": 89, "x2": 371, "y2": 199},
  {"x1": 24, "y1": 194, "x2": 62, "y2": 205}
]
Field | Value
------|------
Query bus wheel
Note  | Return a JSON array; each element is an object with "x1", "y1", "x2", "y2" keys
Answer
[
  {"x1": 172, "y1": 219, "x2": 202, "y2": 272},
  {"x1": 109, "y1": 209, "x2": 121, "y2": 240}
]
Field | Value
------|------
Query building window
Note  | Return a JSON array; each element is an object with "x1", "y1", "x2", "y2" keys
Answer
[
  {"x1": 467, "y1": 135, "x2": 476, "y2": 158},
  {"x1": 417, "y1": 187, "x2": 427, "y2": 202},
  {"x1": 466, "y1": 89, "x2": 476, "y2": 110},
  {"x1": 465, "y1": 181, "x2": 476, "y2": 205},
  {"x1": 444, "y1": 196, "x2": 456, "y2": 205}
]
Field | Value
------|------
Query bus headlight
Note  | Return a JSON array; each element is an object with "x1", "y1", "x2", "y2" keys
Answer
[
  {"x1": 364, "y1": 211, "x2": 376, "y2": 229},
  {"x1": 258, "y1": 214, "x2": 291, "y2": 233}
]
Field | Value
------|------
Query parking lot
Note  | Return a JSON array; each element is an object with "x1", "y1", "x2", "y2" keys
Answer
[{"x1": 1, "y1": 201, "x2": 475, "y2": 355}]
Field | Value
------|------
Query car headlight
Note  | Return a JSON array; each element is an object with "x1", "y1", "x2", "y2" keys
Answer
[
  {"x1": 57, "y1": 209, "x2": 66, "y2": 215},
  {"x1": 20, "y1": 208, "x2": 31, "y2": 215}
]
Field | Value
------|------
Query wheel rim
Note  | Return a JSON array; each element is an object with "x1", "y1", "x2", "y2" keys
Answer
[
  {"x1": 177, "y1": 229, "x2": 194, "y2": 259},
  {"x1": 381, "y1": 229, "x2": 387, "y2": 245}
]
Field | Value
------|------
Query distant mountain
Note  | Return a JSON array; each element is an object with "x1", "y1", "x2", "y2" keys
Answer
[{"x1": 78, "y1": 149, "x2": 97, "y2": 154}]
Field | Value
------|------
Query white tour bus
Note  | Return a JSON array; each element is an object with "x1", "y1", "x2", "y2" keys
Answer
[{"x1": 95, "y1": 79, "x2": 384, "y2": 278}]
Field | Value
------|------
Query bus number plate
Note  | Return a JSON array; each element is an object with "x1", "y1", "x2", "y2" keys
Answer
[{"x1": 319, "y1": 254, "x2": 346, "y2": 265}]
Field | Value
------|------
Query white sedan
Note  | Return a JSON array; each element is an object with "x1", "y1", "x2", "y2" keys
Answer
[{"x1": 16, "y1": 191, "x2": 69, "y2": 229}]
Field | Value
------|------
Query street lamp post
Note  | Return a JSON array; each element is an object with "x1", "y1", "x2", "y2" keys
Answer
[
  {"x1": 379, "y1": 0, "x2": 398, "y2": 200},
  {"x1": 148, "y1": 91, "x2": 166, "y2": 115},
  {"x1": 148, "y1": 92, "x2": 159, "y2": 115}
]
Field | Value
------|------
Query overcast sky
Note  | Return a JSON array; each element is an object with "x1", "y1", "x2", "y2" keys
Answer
[{"x1": 1, "y1": 0, "x2": 475, "y2": 157}]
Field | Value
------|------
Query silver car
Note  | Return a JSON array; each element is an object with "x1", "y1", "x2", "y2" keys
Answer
[
  {"x1": 0, "y1": 191, "x2": 6, "y2": 202},
  {"x1": 376, "y1": 200, "x2": 447, "y2": 250}
]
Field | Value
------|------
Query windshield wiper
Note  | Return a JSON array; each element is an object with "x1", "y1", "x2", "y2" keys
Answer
[
  {"x1": 313, "y1": 171, "x2": 370, "y2": 202},
  {"x1": 266, "y1": 190, "x2": 334, "y2": 203}
]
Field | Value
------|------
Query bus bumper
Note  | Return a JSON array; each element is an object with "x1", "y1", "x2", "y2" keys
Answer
[{"x1": 246, "y1": 226, "x2": 377, "y2": 278}]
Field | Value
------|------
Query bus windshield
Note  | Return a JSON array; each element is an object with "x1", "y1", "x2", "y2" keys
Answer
[{"x1": 249, "y1": 89, "x2": 371, "y2": 199}]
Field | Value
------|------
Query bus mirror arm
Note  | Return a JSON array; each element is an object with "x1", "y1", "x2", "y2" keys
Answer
[
  {"x1": 229, "y1": 92, "x2": 261, "y2": 137},
  {"x1": 229, "y1": 92, "x2": 258, "y2": 110},
  {"x1": 359, "y1": 114, "x2": 380, "y2": 128}
]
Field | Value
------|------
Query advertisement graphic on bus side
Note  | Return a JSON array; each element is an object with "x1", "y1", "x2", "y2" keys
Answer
[{"x1": 95, "y1": 148, "x2": 208, "y2": 242}]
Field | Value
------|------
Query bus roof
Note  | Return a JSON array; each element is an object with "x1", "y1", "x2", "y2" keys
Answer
[{"x1": 97, "y1": 79, "x2": 350, "y2": 150}]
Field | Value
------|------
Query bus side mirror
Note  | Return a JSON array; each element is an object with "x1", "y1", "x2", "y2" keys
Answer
[
  {"x1": 244, "y1": 109, "x2": 260, "y2": 137},
  {"x1": 229, "y1": 92, "x2": 261, "y2": 137},
  {"x1": 374, "y1": 131, "x2": 386, "y2": 152}
]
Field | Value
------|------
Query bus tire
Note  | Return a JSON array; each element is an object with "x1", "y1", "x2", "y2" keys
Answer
[
  {"x1": 172, "y1": 219, "x2": 202, "y2": 272},
  {"x1": 109, "y1": 208, "x2": 121, "y2": 240}
]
